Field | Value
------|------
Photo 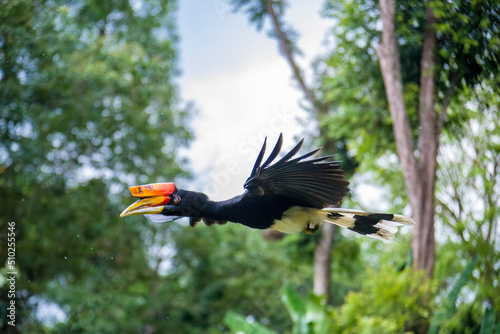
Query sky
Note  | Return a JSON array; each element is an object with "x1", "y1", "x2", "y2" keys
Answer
[{"x1": 176, "y1": 0, "x2": 332, "y2": 200}]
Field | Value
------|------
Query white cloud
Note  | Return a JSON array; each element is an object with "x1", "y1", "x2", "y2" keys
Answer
[
  {"x1": 177, "y1": 0, "x2": 329, "y2": 199},
  {"x1": 182, "y1": 57, "x2": 309, "y2": 199}
]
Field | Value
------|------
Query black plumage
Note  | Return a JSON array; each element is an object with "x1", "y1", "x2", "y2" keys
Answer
[{"x1": 244, "y1": 134, "x2": 350, "y2": 208}]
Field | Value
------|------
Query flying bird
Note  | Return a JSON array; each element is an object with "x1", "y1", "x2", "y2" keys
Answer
[{"x1": 120, "y1": 134, "x2": 414, "y2": 240}]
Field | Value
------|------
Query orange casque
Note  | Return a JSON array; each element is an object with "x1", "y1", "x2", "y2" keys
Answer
[{"x1": 129, "y1": 182, "x2": 177, "y2": 198}]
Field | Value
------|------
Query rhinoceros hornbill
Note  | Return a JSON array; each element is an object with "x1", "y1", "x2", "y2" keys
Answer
[{"x1": 120, "y1": 134, "x2": 414, "y2": 240}]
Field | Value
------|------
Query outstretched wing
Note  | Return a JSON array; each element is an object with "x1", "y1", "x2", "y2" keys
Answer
[{"x1": 243, "y1": 134, "x2": 350, "y2": 208}]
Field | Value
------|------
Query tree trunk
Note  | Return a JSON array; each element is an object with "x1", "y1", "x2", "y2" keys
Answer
[
  {"x1": 263, "y1": 0, "x2": 335, "y2": 301},
  {"x1": 313, "y1": 223, "x2": 336, "y2": 303},
  {"x1": 414, "y1": 2, "x2": 437, "y2": 278},
  {"x1": 378, "y1": 0, "x2": 437, "y2": 278}
]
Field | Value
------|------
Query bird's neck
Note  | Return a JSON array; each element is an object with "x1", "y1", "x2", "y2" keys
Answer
[{"x1": 199, "y1": 195, "x2": 246, "y2": 222}]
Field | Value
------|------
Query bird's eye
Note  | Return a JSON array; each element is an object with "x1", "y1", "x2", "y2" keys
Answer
[{"x1": 173, "y1": 195, "x2": 181, "y2": 204}]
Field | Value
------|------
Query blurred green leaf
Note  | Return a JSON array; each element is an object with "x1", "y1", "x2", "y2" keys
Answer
[
  {"x1": 224, "y1": 311, "x2": 278, "y2": 334},
  {"x1": 429, "y1": 255, "x2": 479, "y2": 334},
  {"x1": 479, "y1": 308, "x2": 495, "y2": 334}
]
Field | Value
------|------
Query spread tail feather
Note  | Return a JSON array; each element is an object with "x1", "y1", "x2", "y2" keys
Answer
[{"x1": 323, "y1": 207, "x2": 415, "y2": 241}]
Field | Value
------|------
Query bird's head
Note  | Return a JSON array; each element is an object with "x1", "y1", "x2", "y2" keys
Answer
[{"x1": 120, "y1": 182, "x2": 209, "y2": 220}]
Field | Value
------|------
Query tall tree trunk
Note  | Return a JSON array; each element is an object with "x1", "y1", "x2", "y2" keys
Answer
[
  {"x1": 264, "y1": 0, "x2": 334, "y2": 301},
  {"x1": 414, "y1": 3, "x2": 438, "y2": 277},
  {"x1": 313, "y1": 223, "x2": 336, "y2": 303},
  {"x1": 377, "y1": 0, "x2": 437, "y2": 278}
]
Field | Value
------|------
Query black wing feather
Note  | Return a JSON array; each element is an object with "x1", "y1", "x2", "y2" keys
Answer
[
  {"x1": 261, "y1": 133, "x2": 283, "y2": 169},
  {"x1": 288, "y1": 148, "x2": 320, "y2": 163},
  {"x1": 248, "y1": 137, "x2": 267, "y2": 180},
  {"x1": 243, "y1": 134, "x2": 350, "y2": 208}
]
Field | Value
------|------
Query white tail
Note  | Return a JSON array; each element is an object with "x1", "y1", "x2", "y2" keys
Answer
[{"x1": 323, "y1": 207, "x2": 415, "y2": 241}]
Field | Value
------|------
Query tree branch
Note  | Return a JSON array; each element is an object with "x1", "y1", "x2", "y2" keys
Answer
[
  {"x1": 437, "y1": 72, "x2": 459, "y2": 138},
  {"x1": 264, "y1": 0, "x2": 318, "y2": 110},
  {"x1": 436, "y1": 199, "x2": 467, "y2": 243}
]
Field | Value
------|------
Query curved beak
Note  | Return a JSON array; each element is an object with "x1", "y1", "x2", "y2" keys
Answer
[
  {"x1": 120, "y1": 196, "x2": 170, "y2": 217},
  {"x1": 120, "y1": 183, "x2": 176, "y2": 218}
]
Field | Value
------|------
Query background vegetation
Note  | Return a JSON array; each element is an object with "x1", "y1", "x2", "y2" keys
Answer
[{"x1": 1, "y1": 0, "x2": 498, "y2": 333}]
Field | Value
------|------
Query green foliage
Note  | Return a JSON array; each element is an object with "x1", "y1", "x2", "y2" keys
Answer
[
  {"x1": 433, "y1": 81, "x2": 500, "y2": 332},
  {"x1": 225, "y1": 285, "x2": 337, "y2": 334},
  {"x1": 316, "y1": 0, "x2": 500, "y2": 185},
  {"x1": 313, "y1": 2, "x2": 500, "y2": 329},
  {"x1": 164, "y1": 223, "x2": 313, "y2": 333},
  {"x1": 335, "y1": 266, "x2": 433, "y2": 334},
  {"x1": 225, "y1": 267, "x2": 433, "y2": 334},
  {"x1": 0, "y1": 0, "x2": 192, "y2": 331},
  {"x1": 431, "y1": 1, "x2": 500, "y2": 87},
  {"x1": 318, "y1": 0, "x2": 403, "y2": 163},
  {"x1": 224, "y1": 231, "x2": 492, "y2": 334}
]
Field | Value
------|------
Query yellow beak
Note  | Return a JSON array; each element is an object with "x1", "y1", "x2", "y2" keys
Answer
[{"x1": 120, "y1": 196, "x2": 170, "y2": 217}]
